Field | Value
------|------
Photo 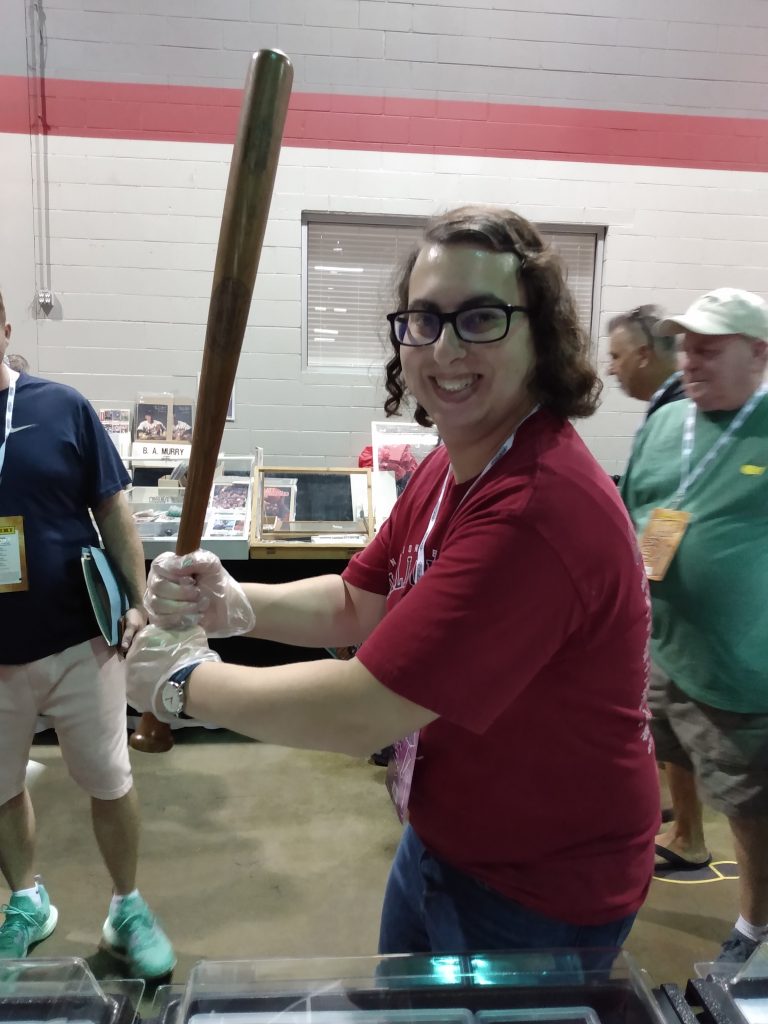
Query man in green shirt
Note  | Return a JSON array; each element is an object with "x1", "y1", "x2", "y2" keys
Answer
[
  {"x1": 607, "y1": 304, "x2": 684, "y2": 418},
  {"x1": 622, "y1": 287, "x2": 768, "y2": 964}
]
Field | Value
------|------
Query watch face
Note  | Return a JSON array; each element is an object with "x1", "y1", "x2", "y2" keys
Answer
[{"x1": 162, "y1": 681, "x2": 183, "y2": 716}]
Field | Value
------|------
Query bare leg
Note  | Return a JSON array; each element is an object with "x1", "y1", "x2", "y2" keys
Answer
[
  {"x1": 655, "y1": 762, "x2": 709, "y2": 863},
  {"x1": 0, "y1": 790, "x2": 36, "y2": 891},
  {"x1": 729, "y1": 816, "x2": 768, "y2": 926},
  {"x1": 91, "y1": 788, "x2": 139, "y2": 896}
]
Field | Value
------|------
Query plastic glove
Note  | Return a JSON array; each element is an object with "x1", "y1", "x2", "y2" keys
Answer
[
  {"x1": 125, "y1": 624, "x2": 220, "y2": 723},
  {"x1": 144, "y1": 549, "x2": 256, "y2": 638}
]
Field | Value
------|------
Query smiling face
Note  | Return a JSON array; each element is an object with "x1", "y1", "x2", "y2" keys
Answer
[
  {"x1": 400, "y1": 243, "x2": 535, "y2": 466},
  {"x1": 679, "y1": 332, "x2": 768, "y2": 412}
]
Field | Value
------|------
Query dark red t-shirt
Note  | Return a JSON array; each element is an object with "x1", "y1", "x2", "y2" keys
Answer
[{"x1": 343, "y1": 409, "x2": 658, "y2": 925}]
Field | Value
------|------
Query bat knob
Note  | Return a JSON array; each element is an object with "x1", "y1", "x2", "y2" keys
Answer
[{"x1": 130, "y1": 713, "x2": 175, "y2": 753}]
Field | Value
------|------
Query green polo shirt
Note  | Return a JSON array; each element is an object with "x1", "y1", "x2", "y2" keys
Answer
[{"x1": 621, "y1": 394, "x2": 768, "y2": 713}]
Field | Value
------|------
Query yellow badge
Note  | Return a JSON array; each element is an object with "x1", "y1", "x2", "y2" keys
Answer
[
  {"x1": 0, "y1": 516, "x2": 28, "y2": 592},
  {"x1": 740, "y1": 464, "x2": 765, "y2": 476},
  {"x1": 639, "y1": 508, "x2": 691, "y2": 582}
]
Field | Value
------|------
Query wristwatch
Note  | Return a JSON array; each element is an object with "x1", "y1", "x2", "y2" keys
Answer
[{"x1": 160, "y1": 662, "x2": 200, "y2": 719}]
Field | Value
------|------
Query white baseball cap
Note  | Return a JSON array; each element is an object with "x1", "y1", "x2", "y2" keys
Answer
[{"x1": 654, "y1": 288, "x2": 768, "y2": 342}]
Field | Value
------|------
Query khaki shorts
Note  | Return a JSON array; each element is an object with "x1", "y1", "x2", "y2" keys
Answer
[
  {"x1": 0, "y1": 637, "x2": 133, "y2": 804},
  {"x1": 649, "y1": 662, "x2": 768, "y2": 818}
]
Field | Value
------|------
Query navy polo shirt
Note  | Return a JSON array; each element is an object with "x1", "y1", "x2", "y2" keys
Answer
[{"x1": 0, "y1": 374, "x2": 130, "y2": 664}]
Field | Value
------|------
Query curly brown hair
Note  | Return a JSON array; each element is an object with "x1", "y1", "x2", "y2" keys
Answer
[{"x1": 384, "y1": 206, "x2": 601, "y2": 425}]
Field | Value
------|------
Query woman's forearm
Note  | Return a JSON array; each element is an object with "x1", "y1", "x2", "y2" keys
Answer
[{"x1": 242, "y1": 574, "x2": 383, "y2": 648}]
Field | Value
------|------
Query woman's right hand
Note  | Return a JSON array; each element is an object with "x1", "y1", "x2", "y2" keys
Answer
[{"x1": 144, "y1": 549, "x2": 257, "y2": 638}]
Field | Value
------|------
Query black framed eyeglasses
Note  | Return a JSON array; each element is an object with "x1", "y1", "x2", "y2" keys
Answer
[{"x1": 387, "y1": 304, "x2": 529, "y2": 347}]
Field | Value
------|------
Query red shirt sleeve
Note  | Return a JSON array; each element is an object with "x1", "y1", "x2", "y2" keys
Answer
[{"x1": 354, "y1": 507, "x2": 586, "y2": 734}]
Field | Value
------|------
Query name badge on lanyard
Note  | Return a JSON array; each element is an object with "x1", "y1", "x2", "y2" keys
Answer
[
  {"x1": 639, "y1": 508, "x2": 691, "y2": 581},
  {"x1": 0, "y1": 516, "x2": 28, "y2": 592},
  {"x1": 0, "y1": 370, "x2": 29, "y2": 592}
]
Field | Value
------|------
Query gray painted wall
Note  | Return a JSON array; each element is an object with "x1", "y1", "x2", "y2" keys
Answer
[{"x1": 1, "y1": 0, "x2": 766, "y2": 117}]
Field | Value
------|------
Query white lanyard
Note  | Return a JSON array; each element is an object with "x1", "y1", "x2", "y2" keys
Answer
[
  {"x1": 672, "y1": 383, "x2": 768, "y2": 508},
  {"x1": 648, "y1": 371, "x2": 682, "y2": 415},
  {"x1": 0, "y1": 368, "x2": 19, "y2": 482},
  {"x1": 414, "y1": 405, "x2": 540, "y2": 582}
]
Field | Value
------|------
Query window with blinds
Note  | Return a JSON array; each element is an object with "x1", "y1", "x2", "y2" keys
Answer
[
  {"x1": 304, "y1": 215, "x2": 602, "y2": 370},
  {"x1": 540, "y1": 227, "x2": 599, "y2": 338}
]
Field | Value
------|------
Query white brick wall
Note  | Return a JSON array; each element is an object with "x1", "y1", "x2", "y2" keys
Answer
[
  {"x1": 0, "y1": 135, "x2": 37, "y2": 357},
  {"x1": 2, "y1": 133, "x2": 765, "y2": 476}
]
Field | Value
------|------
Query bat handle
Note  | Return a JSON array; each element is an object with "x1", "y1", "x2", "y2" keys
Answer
[{"x1": 130, "y1": 712, "x2": 174, "y2": 753}]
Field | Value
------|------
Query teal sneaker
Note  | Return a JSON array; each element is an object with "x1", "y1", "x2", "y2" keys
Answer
[
  {"x1": 101, "y1": 893, "x2": 176, "y2": 979},
  {"x1": 0, "y1": 884, "x2": 58, "y2": 958}
]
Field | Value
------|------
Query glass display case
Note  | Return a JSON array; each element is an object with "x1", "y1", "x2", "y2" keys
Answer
[
  {"x1": 150, "y1": 950, "x2": 667, "y2": 1024},
  {"x1": 127, "y1": 457, "x2": 254, "y2": 560},
  {"x1": 250, "y1": 467, "x2": 373, "y2": 559},
  {"x1": 370, "y1": 421, "x2": 440, "y2": 533}
]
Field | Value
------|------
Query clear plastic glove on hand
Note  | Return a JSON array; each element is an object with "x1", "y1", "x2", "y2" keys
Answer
[
  {"x1": 144, "y1": 549, "x2": 256, "y2": 638},
  {"x1": 125, "y1": 624, "x2": 220, "y2": 722}
]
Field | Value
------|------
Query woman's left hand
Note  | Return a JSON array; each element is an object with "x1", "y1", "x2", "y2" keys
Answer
[{"x1": 125, "y1": 624, "x2": 220, "y2": 719}]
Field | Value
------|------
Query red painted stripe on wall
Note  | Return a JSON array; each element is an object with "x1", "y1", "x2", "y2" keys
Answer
[
  {"x1": 3, "y1": 74, "x2": 767, "y2": 172},
  {"x1": 0, "y1": 76, "x2": 31, "y2": 133}
]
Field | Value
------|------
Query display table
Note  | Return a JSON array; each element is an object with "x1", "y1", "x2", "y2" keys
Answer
[
  {"x1": 134, "y1": 466, "x2": 373, "y2": 564},
  {"x1": 249, "y1": 541, "x2": 367, "y2": 560}
]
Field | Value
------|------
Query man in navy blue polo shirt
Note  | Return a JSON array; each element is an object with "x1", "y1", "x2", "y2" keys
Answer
[{"x1": 0, "y1": 291, "x2": 175, "y2": 978}]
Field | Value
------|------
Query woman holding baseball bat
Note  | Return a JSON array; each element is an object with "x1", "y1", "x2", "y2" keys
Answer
[{"x1": 127, "y1": 205, "x2": 658, "y2": 956}]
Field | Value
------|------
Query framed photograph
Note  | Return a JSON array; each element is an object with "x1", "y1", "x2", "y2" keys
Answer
[
  {"x1": 98, "y1": 408, "x2": 131, "y2": 432},
  {"x1": 135, "y1": 396, "x2": 171, "y2": 443},
  {"x1": 262, "y1": 477, "x2": 297, "y2": 527},
  {"x1": 210, "y1": 481, "x2": 249, "y2": 512},
  {"x1": 205, "y1": 515, "x2": 246, "y2": 538},
  {"x1": 171, "y1": 400, "x2": 194, "y2": 443},
  {"x1": 97, "y1": 407, "x2": 132, "y2": 458}
]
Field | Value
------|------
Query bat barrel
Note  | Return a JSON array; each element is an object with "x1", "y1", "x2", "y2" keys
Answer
[
  {"x1": 180, "y1": 48, "x2": 294, "y2": 554},
  {"x1": 129, "y1": 50, "x2": 294, "y2": 754}
]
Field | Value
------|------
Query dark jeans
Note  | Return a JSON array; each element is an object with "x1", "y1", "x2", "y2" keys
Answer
[{"x1": 379, "y1": 825, "x2": 636, "y2": 957}]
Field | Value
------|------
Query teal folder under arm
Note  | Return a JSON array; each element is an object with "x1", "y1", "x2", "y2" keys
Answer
[{"x1": 81, "y1": 545, "x2": 130, "y2": 647}]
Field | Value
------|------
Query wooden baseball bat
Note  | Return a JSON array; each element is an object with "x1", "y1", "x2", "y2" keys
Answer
[{"x1": 130, "y1": 49, "x2": 294, "y2": 753}]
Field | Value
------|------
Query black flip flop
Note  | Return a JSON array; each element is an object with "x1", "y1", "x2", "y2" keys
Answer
[{"x1": 654, "y1": 843, "x2": 712, "y2": 871}]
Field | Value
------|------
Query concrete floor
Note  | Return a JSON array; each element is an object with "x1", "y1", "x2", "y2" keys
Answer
[{"x1": 19, "y1": 730, "x2": 740, "y2": 1013}]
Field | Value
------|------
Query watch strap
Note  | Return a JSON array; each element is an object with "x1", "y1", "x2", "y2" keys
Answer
[{"x1": 166, "y1": 661, "x2": 200, "y2": 719}]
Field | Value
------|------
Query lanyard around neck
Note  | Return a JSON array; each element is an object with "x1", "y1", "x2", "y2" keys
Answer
[
  {"x1": 0, "y1": 368, "x2": 19, "y2": 482},
  {"x1": 648, "y1": 371, "x2": 682, "y2": 414},
  {"x1": 672, "y1": 383, "x2": 768, "y2": 508},
  {"x1": 413, "y1": 405, "x2": 540, "y2": 583}
]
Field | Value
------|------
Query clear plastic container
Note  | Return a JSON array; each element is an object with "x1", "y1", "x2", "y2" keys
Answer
[
  {"x1": 0, "y1": 956, "x2": 143, "y2": 1023},
  {"x1": 370, "y1": 420, "x2": 440, "y2": 532},
  {"x1": 692, "y1": 943, "x2": 768, "y2": 1024},
  {"x1": 167, "y1": 951, "x2": 665, "y2": 1024}
]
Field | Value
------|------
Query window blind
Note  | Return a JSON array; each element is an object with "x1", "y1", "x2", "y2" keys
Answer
[{"x1": 306, "y1": 217, "x2": 599, "y2": 369}]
